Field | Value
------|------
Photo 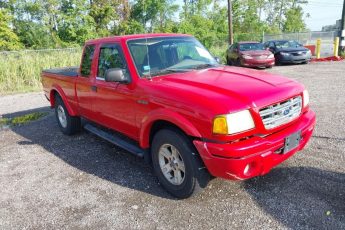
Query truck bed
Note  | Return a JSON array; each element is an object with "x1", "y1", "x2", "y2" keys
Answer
[{"x1": 42, "y1": 66, "x2": 79, "y2": 77}]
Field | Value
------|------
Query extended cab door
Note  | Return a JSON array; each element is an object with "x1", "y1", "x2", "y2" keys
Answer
[
  {"x1": 92, "y1": 43, "x2": 138, "y2": 140},
  {"x1": 76, "y1": 44, "x2": 97, "y2": 119}
]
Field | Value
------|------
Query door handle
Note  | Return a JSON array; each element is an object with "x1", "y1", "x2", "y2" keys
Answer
[{"x1": 91, "y1": 85, "x2": 97, "y2": 92}]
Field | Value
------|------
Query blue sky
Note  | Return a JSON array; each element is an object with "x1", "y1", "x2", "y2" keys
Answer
[{"x1": 304, "y1": 0, "x2": 343, "y2": 31}]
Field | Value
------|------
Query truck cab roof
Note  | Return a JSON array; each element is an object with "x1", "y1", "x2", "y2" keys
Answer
[{"x1": 85, "y1": 33, "x2": 192, "y2": 45}]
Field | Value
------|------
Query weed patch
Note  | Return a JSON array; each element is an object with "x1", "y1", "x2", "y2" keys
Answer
[{"x1": 0, "y1": 112, "x2": 48, "y2": 127}]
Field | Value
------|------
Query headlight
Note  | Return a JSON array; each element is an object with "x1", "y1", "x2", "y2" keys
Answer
[
  {"x1": 306, "y1": 50, "x2": 312, "y2": 55},
  {"x1": 268, "y1": 54, "x2": 274, "y2": 58},
  {"x1": 213, "y1": 110, "x2": 255, "y2": 135},
  {"x1": 303, "y1": 90, "x2": 309, "y2": 107},
  {"x1": 280, "y1": 52, "x2": 290, "y2": 56},
  {"x1": 242, "y1": 55, "x2": 253, "y2": 59}
]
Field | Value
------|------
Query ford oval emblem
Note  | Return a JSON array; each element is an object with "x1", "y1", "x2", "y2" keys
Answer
[{"x1": 283, "y1": 109, "x2": 290, "y2": 115}]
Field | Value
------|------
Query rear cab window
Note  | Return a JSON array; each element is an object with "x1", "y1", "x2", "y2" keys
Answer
[{"x1": 80, "y1": 45, "x2": 95, "y2": 77}]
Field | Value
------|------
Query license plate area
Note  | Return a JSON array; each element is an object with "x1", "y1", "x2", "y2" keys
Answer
[{"x1": 283, "y1": 130, "x2": 301, "y2": 154}]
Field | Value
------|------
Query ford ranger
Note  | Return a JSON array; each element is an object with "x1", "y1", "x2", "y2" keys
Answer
[{"x1": 41, "y1": 33, "x2": 316, "y2": 198}]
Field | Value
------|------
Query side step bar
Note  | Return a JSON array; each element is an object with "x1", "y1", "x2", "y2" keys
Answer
[{"x1": 84, "y1": 123, "x2": 145, "y2": 158}]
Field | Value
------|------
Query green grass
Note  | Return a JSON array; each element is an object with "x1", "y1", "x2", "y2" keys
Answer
[
  {"x1": 0, "y1": 48, "x2": 82, "y2": 95},
  {"x1": 0, "y1": 117, "x2": 10, "y2": 126},
  {"x1": 0, "y1": 112, "x2": 48, "y2": 127}
]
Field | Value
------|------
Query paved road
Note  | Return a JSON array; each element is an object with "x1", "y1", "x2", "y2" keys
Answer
[{"x1": 1, "y1": 61, "x2": 344, "y2": 229}]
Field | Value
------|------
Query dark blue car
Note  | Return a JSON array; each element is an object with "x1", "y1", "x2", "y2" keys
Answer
[{"x1": 264, "y1": 40, "x2": 312, "y2": 65}]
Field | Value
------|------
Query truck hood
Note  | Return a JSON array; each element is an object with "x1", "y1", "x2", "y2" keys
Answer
[{"x1": 154, "y1": 66, "x2": 303, "y2": 109}]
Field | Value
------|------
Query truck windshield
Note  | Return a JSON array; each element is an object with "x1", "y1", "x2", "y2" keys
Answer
[{"x1": 127, "y1": 36, "x2": 218, "y2": 77}]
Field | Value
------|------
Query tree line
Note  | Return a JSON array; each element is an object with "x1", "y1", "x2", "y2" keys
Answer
[{"x1": 0, "y1": 0, "x2": 308, "y2": 51}]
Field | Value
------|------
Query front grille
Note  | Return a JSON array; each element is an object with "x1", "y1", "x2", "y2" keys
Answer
[
  {"x1": 291, "y1": 52, "x2": 306, "y2": 56},
  {"x1": 254, "y1": 55, "x2": 267, "y2": 60},
  {"x1": 259, "y1": 96, "x2": 302, "y2": 129}
]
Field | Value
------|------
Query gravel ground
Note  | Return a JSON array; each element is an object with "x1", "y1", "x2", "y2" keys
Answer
[{"x1": 1, "y1": 61, "x2": 344, "y2": 229}]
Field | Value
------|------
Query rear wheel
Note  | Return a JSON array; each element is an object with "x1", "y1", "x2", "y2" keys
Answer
[
  {"x1": 55, "y1": 95, "x2": 81, "y2": 135},
  {"x1": 151, "y1": 129, "x2": 210, "y2": 199}
]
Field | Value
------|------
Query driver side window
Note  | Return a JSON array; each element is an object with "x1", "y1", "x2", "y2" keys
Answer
[{"x1": 97, "y1": 45, "x2": 126, "y2": 79}]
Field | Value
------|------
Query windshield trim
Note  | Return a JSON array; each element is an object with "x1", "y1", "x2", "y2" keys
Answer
[{"x1": 125, "y1": 36, "x2": 217, "y2": 79}]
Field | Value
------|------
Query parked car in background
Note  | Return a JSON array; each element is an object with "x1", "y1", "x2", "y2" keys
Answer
[
  {"x1": 264, "y1": 40, "x2": 312, "y2": 65},
  {"x1": 226, "y1": 42, "x2": 275, "y2": 68}
]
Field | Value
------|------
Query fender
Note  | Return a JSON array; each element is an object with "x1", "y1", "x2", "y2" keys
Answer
[
  {"x1": 139, "y1": 108, "x2": 202, "y2": 148},
  {"x1": 50, "y1": 84, "x2": 78, "y2": 116}
]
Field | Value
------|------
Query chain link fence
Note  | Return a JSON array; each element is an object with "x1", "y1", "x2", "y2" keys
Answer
[{"x1": 263, "y1": 31, "x2": 340, "y2": 57}]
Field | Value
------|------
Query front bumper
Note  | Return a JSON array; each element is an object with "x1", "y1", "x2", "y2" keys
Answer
[
  {"x1": 242, "y1": 58, "x2": 275, "y2": 68},
  {"x1": 193, "y1": 109, "x2": 316, "y2": 180},
  {"x1": 278, "y1": 53, "x2": 312, "y2": 63}
]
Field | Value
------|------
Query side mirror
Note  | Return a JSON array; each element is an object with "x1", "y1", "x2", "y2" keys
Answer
[
  {"x1": 105, "y1": 68, "x2": 129, "y2": 83},
  {"x1": 214, "y1": 56, "x2": 221, "y2": 63}
]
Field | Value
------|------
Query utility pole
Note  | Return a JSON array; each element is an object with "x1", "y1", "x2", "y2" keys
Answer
[{"x1": 227, "y1": 0, "x2": 234, "y2": 45}]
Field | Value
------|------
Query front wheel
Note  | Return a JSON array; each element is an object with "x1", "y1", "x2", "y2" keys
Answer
[
  {"x1": 55, "y1": 95, "x2": 81, "y2": 135},
  {"x1": 151, "y1": 129, "x2": 210, "y2": 198}
]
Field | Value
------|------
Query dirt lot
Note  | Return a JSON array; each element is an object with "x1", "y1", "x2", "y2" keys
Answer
[{"x1": 1, "y1": 61, "x2": 344, "y2": 229}]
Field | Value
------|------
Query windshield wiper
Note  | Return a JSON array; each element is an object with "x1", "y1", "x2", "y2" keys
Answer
[{"x1": 190, "y1": 63, "x2": 218, "y2": 70}]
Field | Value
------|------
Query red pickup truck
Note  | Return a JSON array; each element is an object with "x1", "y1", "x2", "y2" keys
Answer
[{"x1": 41, "y1": 33, "x2": 316, "y2": 198}]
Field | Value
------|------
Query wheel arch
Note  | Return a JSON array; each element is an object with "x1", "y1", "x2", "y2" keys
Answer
[
  {"x1": 139, "y1": 109, "x2": 202, "y2": 149},
  {"x1": 50, "y1": 86, "x2": 77, "y2": 116}
]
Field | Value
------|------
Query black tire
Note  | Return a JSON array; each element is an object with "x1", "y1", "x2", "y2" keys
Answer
[
  {"x1": 235, "y1": 58, "x2": 241, "y2": 66},
  {"x1": 55, "y1": 95, "x2": 81, "y2": 135},
  {"x1": 275, "y1": 56, "x2": 281, "y2": 66},
  {"x1": 151, "y1": 129, "x2": 210, "y2": 199}
]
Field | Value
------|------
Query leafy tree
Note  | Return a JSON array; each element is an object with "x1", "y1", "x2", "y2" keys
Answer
[
  {"x1": 0, "y1": 0, "x2": 311, "y2": 50},
  {"x1": 58, "y1": 0, "x2": 97, "y2": 44},
  {"x1": 89, "y1": 0, "x2": 120, "y2": 36},
  {"x1": 114, "y1": 19, "x2": 145, "y2": 35},
  {"x1": 283, "y1": 6, "x2": 306, "y2": 32},
  {"x1": 0, "y1": 9, "x2": 23, "y2": 50},
  {"x1": 131, "y1": 0, "x2": 179, "y2": 32}
]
